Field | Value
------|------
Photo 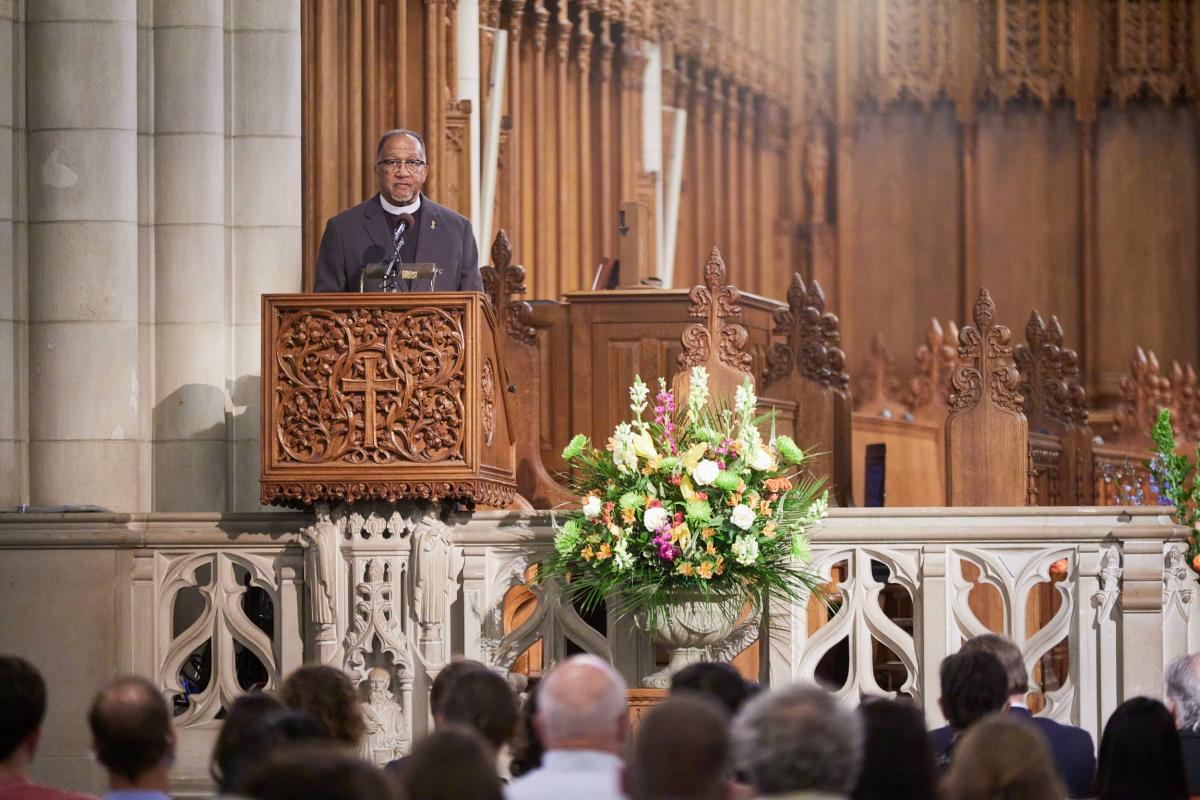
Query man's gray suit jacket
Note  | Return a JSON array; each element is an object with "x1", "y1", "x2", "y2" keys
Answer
[{"x1": 313, "y1": 193, "x2": 484, "y2": 293}]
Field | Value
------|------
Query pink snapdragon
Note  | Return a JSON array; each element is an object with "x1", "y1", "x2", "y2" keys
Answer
[{"x1": 654, "y1": 388, "x2": 678, "y2": 454}]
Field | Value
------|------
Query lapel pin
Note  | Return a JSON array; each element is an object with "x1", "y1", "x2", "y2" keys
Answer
[{"x1": 430, "y1": 219, "x2": 437, "y2": 230}]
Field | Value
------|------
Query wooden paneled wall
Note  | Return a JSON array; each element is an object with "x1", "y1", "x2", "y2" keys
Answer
[{"x1": 302, "y1": 0, "x2": 1200, "y2": 405}]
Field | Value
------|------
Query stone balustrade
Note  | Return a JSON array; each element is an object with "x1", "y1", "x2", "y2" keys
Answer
[{"x1": 0, "y1": 505, "x2": 1190, "y2": 794}]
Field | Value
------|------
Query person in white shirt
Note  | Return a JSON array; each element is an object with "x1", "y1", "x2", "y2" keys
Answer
[{"x1": 504, "y1": 654, "x2": 628, "y2": 800}]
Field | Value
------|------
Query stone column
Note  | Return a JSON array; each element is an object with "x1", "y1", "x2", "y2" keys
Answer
[
  {"x1": 26, "y1": 1, "x2": 140, "y2": 508},
  {"x1": 228, "y1": 0, "x2": 302, "y2": 511},
  {"x1": 0, "y1": 1, "x2": 22, "y2": 505},
  {"x1": 151, "y1": 1, "x2": 226, "y2": 510}
]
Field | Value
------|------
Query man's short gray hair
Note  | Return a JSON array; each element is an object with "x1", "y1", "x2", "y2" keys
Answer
[
  {"x1": 537, "y1": 654, "x2": 627, "y2": 744},
  {"x1": 375, "y1": 129, "x2": 427, "y2": 161},
  {"x1": 731, "y1": 684, "x2": 863, "y2": 796},
  {"x1": 1165, "y1": 653, "x2": 1200, "y2": 731}
]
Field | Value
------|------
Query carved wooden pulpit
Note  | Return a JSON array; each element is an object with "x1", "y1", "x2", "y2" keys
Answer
[{"x1": 260, "y1": 292, "x2": 518, "y2": 508}]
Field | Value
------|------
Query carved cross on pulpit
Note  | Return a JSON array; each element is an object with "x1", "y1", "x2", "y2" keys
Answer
[{"x1": 341, "y1": 353, "x2": 401, "y2": 449}]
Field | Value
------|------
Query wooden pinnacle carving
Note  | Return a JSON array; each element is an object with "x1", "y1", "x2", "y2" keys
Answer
[
  {"x1": 678, "y1": 247, "x2": 751, "y2": 375},
  {"x1": 945, "y1": 288, "x2": 1028, "y2": 506},
  {"x1": 856, "y1": 333, "x2": 902, "y2": 414},
  {"x1": 948, "y1": 287, "x2": 1023, "y2": 417},
  {"x1": 910, "y1": 317, "x2": 959, "y2": 419},
  {"x1": 1112, "y1": 347, "x2": 1168, "y2": 442},
  {"x1": 481, "y1": 229, "x2": 535, "y2": 345},
  {"x1": 676, "y1": 247, "x2": 752, "y2": 404}
]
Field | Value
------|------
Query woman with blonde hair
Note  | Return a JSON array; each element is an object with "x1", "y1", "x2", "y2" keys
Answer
[{"x1": 942, "y1": 714, "x2": 1065, "y2": 800}]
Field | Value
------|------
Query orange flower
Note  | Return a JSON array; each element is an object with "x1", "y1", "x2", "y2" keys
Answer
[
  {"x1": 727, "y1": 493, "x2": 743, "y2": 506},
  {"x1": 701, "y1": 527, "x2": 716, "y2": 540},
  {"x1": 705, "y1": 540, "x2": 717, "y2": 556},
  {"x1": 696, "y1": 561, "x2": 714, "y2": 579},
  {"x1": 762, "y1": 521, "x2": 777, "y2": 539},
  {"x1": 1192, "y1": 554, "x2": 1200, "y2": 573},
  {"x1": 1049, "y1": 558, "x2": 1068, "y2": 580},
  {"x1": 765, "y1": 476, "x2": 793, "y2": 493},
  {"x1": 596, "y1": 543, "x2": 612, "y2": 560},
  {"x1": 759, "y1": 500, "x2": 773, "y2": 516},
  {"x1": 581, "y1": 545, "x2": 595, "y2": 561},
  {"x1": 715, "y1": 556, "x2": 725, "y2": 575},
  {"x1": 622, "y1": 507, "x2": 637, "y2": 524},
  {"x1": 677, "y1": 562, "x2": 695, "y2": 577}
]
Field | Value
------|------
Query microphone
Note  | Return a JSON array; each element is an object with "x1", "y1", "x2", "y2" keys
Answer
[
  {"x1": 395, "y1": 212, "x2": 415, "y2": 236},
  {"x1": 382, "y1": 213, "x2": 417, "y2": 289}
]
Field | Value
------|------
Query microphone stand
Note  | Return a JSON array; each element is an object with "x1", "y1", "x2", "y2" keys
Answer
[
  {"x1": 381, "y1": 212, "x2": 415, "y2": 292},
  {"x1": 381, "y1": 222, "x2": 405, "y2": 293}
]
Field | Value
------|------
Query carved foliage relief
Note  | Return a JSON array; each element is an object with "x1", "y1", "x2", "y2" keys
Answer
[
  {"x1": 949, "y1": 288, "x2": 1024, "y2": 417},
  {"x1": 679, "y1": 247, "x2": 753, "y2": 374},
  {"x1": 274, "y1": 307, "x2": 467, "y2": 466}
]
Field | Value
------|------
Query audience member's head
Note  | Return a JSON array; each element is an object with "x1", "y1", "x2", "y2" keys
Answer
[
  {"x1": 280, "y1": 665, "x2": 366, "y2": 748},
  {"x1": 670, "y1": 661, "x2": 755, "y2": 716},
  {"x1": 625, "y1": 695, "x2": 732, "y2": 800},
  {"x1": 431, "y1": 659, "x2": 485, "y2": 723},
  {"x1": 938, "y1": 650, "x2": 1008, "y2": 732},
  {"x1": 87, "y1": 676, "x2": 175, "y2": 790},
  {"x1": 0, "y1": 656, "x2": 48, "y2": 774},
  {"x1": 851, "y1": 697, "x2": 937, "y2": 800},
  {"x1": 536, "y1": 654, "x2": 629, "y2": 754},
  {"x1": 438, "y1": 667, "x2": 519, "y2": 756},
  {"x1": 961, "y1": 633, "x2": 1029, "y2": 702},
  {"x1": 942, "y1": 714, "x2": 1064, "y2": 800},
  {"x1": 237, "y1": 743, "x2": 394, "y2": 800},
  {"x1": 731, "y1": 684, "x2": 863, "y2": 797},
  {"x1": 1164, "y1": 652, "x2": 1200, "y2": 732},
  {"x1": 211, "y1": 691, "x2": 325, "y2": 793},
  {"x1": 508, "y1": 678, "x2": 544, "y2": 778},
  {"x1": 396, "y1": 727, "x2": 504, "y2": 800},
  {"x1": 1094, "y1": 697, "x2": 1188, "y2": 800}
]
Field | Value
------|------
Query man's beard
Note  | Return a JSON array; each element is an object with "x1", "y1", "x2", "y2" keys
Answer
[{"x1": 370, "y1": 689, "x2": 390, "y2": 705}]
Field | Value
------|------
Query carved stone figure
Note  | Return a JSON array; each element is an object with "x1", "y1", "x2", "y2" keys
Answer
[
  {"x1": 300, "y1": 507, "x2": 338, "y2": 641},
  {"x1": 359, "y1": 667, "x2": 407, "y2": 764},
  {"x1": 413, "y1": 523, "x2": 454, "y2": 639}
]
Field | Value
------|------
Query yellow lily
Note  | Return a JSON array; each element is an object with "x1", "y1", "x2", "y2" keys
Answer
[
  {"x1": 682, "y1": 442, "x2": 708, "y2": 471},
  {"x1": 632, "y1": 431, "x2": 659, "y2": 462}
]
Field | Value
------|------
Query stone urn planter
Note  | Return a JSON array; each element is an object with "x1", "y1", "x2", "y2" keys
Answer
[{"x1": 635, "y1": 593, "x2": 747, "y2": 688}]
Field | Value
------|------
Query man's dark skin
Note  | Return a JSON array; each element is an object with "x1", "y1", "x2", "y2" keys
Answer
[{"x1": 377, "y1": 133, "x2": 428, "y2": 206}]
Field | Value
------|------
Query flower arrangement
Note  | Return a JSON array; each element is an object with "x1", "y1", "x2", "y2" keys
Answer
[
  {"x1": 1147, "y1": 408, "x2": 1200, "y2": 573},
  {"x1": 539, "y1": 366, "x2": 828, "y2": 621}
]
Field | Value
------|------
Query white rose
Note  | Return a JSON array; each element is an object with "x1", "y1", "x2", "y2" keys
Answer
[
  {"x1": 749, "y1": 447, "x2": 774, "y2": 472},
  {"x1": 692, "y1": 459, "x2": 720, "y2": 486},
  {"x1": 643, "y1": 505, "x2": 669, "y2": 531},
  {"x1": 583, "y1": 495, "x2": 602, "y2": 518},
  {"x1": 730, "y1": 503, "x2": 756, "y2": 530}
]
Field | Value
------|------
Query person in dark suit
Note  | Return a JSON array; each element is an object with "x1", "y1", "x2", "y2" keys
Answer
[
  {"x1": 314, "y1": 128, "x2": 483, "y2": 293},
  {"x1": 930, "y1": 634, "x2": 1096, "y2": 798},
  {"x1": 929, "y1": 649, "x2": 1009, "y2": 772}
]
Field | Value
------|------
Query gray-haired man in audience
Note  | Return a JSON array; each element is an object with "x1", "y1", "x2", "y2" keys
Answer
[
  {"x1": 1165, "y1": 652, "x2": 1200, "y2": 795},
  {"x1": 505, "y1": 654, "x2": 628, "y2": 800},
  {"x1": 731, "y1": 684, "x2": 863, "y2": 800}
]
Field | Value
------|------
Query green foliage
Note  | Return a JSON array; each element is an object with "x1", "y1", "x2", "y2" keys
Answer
[{"x1": 1147, "y1": 409, "x2": 1200, "y2": 573}]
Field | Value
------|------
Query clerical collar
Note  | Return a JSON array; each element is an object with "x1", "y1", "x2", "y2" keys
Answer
[{"x1": 380, "y1": 194, "x2": 421, "y2": 216}]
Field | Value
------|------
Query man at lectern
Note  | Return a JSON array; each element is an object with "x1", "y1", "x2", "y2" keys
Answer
[{"x1": 313, "y1": 128, "x2": 484, "y2": 293}]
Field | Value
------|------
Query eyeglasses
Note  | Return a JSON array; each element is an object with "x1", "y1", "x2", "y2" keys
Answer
[{"x1": 377, "y1": 158, "x2": 427, "y2": 173}]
